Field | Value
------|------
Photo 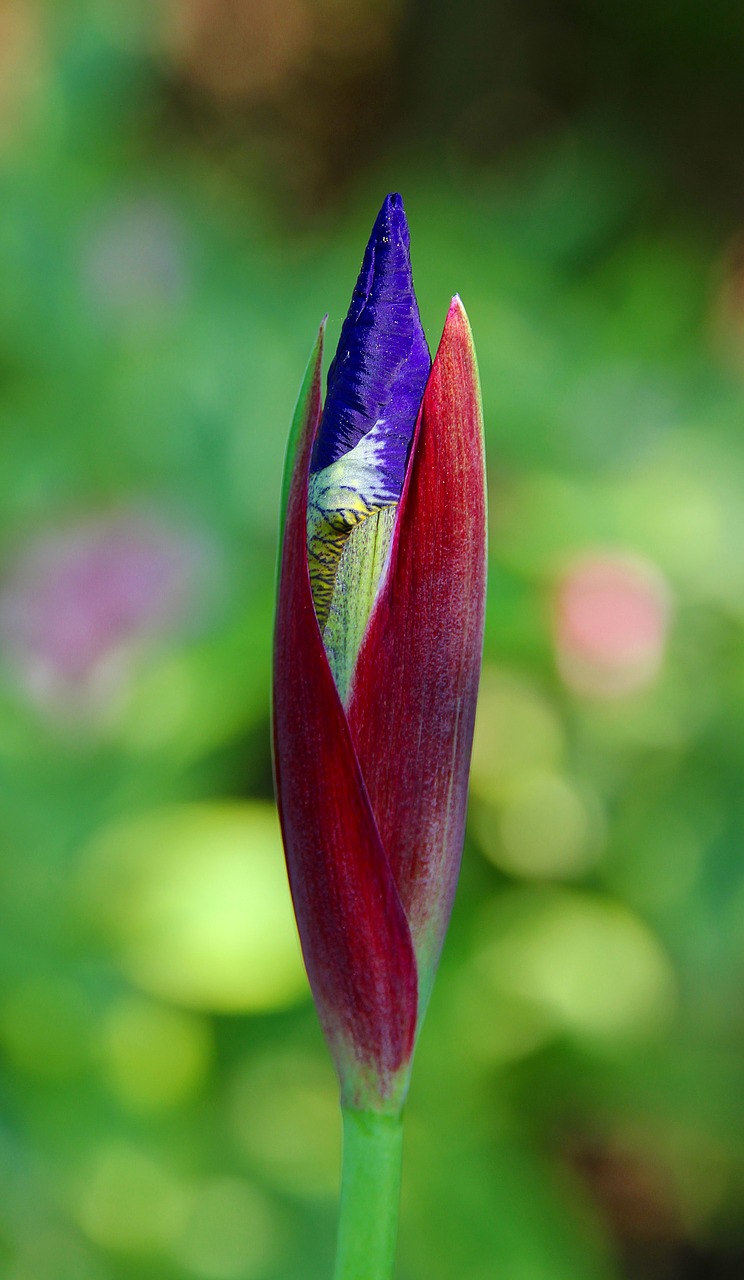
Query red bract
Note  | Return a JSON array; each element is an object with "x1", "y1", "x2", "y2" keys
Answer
[{"x1": 273, "y1": 299, "x2": 486, "y2": 1111}]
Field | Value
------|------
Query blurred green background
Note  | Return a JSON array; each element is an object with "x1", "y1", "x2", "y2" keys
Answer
[{"x1": 2, "y1": 1, "x2": 744, "y2": 1277}]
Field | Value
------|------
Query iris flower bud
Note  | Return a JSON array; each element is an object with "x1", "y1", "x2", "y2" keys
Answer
[{"x1": 273, "y1": 194, "x2": 486, "y2": 1112}]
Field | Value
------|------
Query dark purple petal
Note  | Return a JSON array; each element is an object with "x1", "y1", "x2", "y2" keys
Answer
[{"x1": 310, "y1": 193, "x2": 431, "y2": 504}]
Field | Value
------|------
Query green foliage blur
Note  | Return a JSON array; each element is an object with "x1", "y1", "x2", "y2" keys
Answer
[{"x1": 2, "y1": 2, "x2": 744, "y2": 1278}]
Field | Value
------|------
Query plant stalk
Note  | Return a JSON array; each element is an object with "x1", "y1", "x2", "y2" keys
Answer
[{"x1": 332, "y1": 1106, "x2": 404, "y2": 1280}]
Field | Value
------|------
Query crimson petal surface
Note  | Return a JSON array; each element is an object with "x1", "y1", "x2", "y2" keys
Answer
[
  {"x1": 347, "y1": 298, "x2": 487, "y2": 1010},
  {"x1": 273, "y1": 328, "x2": 418, "y2": 1105}
]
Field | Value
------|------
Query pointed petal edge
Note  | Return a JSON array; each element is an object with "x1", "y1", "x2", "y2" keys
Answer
[
  {"x1": 347, "y1": 296, "x2": 487, "y2": 1014},
  {"x1": 273, "y1": 325, "x2": 418, "y2": 1107}
]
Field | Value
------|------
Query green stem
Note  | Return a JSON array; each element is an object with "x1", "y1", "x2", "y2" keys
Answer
[{"x1": 333, "y1": 1107, "x2": 404, "y2": 1280}]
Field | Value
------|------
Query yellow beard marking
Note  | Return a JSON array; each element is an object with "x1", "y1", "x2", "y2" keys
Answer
[
  {"x1": 320, "y1": 505, "x2": 397, "y2": 702},
  {"x1": 306, "y1": 428, "x2": 399, "y2": 630},
  {"x1": 307, "y1": 502, "x2": 373, "y2": 631}
]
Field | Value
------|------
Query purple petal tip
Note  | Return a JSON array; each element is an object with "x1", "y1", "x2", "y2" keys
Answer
[{"x1": 310, "y1": 194, "x2": 430, "y2": 494}]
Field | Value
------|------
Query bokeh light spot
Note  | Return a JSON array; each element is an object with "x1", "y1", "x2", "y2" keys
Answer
[
  {"x1": 474, "y1": 889, "x2": 676, "y2": 1042},
  {"x1": 470, "y1": 666, "x2": 565, "y2": 802},
  {"x1": 171, "y1": 1177, "x2": 278, "y2": 1280},
  {"x1": 0, "y1": 509, "x2": 209, "y2": 722},
  {"x1": 100, "y1": 995, "x2": 212, "y2": 1113},
  {"x1": 475, "y1": 770, "x2": 602, "y2": 880},
  {"x1": 554, "y1": 552, "x2": 670, "y2": 698},
  {"x1": 82, "y1": 197, "x2": 189, "y2": 319},
  {"x1": 229, "y1": 1050, "x2": 339, "y2": 1200},
  {"x1": 75, "y1": 1144, "x2": 187, "y2": 1254},
  {"x1": 81, "y1": 802, "x2": 307, "y2": 1013}
]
